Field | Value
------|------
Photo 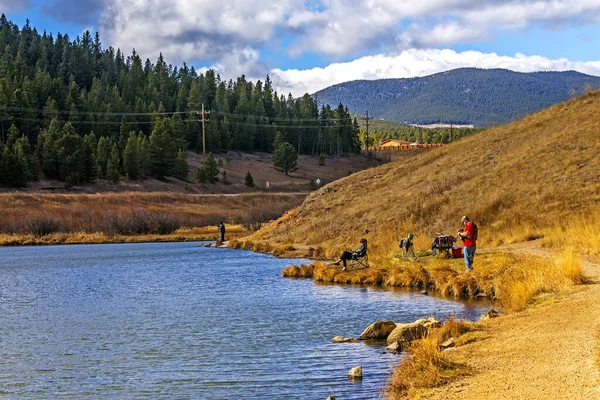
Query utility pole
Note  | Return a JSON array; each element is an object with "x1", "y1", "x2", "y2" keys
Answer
[
  {"x1": 361, "y1": 111, "x2": 373, "y2": 152},
  {"x1": 199, "y1": 103, "x2": 210, "y2": 155}
]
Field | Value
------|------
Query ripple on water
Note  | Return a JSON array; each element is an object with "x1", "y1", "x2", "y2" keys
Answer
[{"x1": 0, "y1": 242, "x2": 491, "y2": 399}]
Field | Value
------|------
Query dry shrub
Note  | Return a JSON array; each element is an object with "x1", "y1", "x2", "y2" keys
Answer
[
  {"x1": 544, "y1": 209, "x2": 600, "y2": 262},
  {"x1": 493, "y1": 249, "x2": 584, "y2": 311},
  {"x1": 282, "y1": 264, "x2": 315, "y2": 278},
  {"x1": 282, "y1": 250, "x2": 584, "y2": 312},
  {"x1": 313, "y1": 262, "x2": 338, "y2": 282},
  {"x1": 12, "y1": 215, "x2": 66, "y2": 237},
  {"x1": 252, "y1": 241, "x2": 274, "y2": 253},
  {"x1": 101, "y1": 210, "x2": 181, "y2": 235},
  {"x1": 384, "y1": 263, "x2": 429, "y2": 288},
  {"x1": 385, "y1": 318, "x2": 474, "y2": 399}
]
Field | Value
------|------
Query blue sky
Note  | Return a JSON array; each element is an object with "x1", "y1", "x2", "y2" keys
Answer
[{"x1": 4, "y1": 0, "x2": 600, "y2": 95}]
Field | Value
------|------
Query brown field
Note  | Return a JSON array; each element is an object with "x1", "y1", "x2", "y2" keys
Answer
[
  {"x1": 5, "y1": 152, "x2": 382, "y2": 194},
  {"x1": 0, "y1": 192, "x2": 304, "y2": 244}
]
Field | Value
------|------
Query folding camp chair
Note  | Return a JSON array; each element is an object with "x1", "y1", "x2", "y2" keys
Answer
[{"x1": 349, "y1": 246, "x2": 369, "y2": 269}]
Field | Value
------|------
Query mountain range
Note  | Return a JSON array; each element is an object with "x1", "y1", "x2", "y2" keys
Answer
[{"x1": 314, "y1": 68, "x2": 600, "y2": 127}]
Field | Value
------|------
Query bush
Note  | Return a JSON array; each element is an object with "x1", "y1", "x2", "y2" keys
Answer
[
  {"x1": 319, "y1": 154, "x2": 325, "y2": 166},
  {"x1": 101, "y1": 210, "x2": 181, "y2": 235},
  {"x1": 245, "y1": 171, "x2": 255, "y2": 188}
]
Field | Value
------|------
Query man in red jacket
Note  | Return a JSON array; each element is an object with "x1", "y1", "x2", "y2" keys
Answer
[{"x1": 457, "y1": 216, "x2": 477, "y2": 272}]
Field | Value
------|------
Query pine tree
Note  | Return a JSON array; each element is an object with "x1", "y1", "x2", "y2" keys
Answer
[
  {"x1": 221, "y1": 170, "x2": 229, "y2": 184},
  {"x1": 148, "y1": 118, "x2": 176, "y2": 179},
  {"x1": 57, "y1": 122, "x2": 85, "y2": 186},
  {"x1": 137, "y1": 133, "x2": 150, "y2": 178},
  {"x1": 273, "y1": 141, "x2": 299, "y2": 176},
  {"x1": 41, "y1": 118, "x2": 62, "y2": 179},
  {"x1": 197, "y1": 152, "x2": 219, "y2": 183},
  {"x1": 173, "y1": 149, "x2": 189, "y2": 181},
  {"x1": 96, "y1": 136, "x2": 111, "y2": 179},
  {"x1": 106, "y1": 143, "x2": 120, "y2": 184},
  {"x1": 123, "y1": 134, "x2": 141, "y2": 179},
  {"x1": 82, "y1": 133, "x2": 98, "y2": 183},
  {"x1": 245, "y1": 171, "x2": 255, "y2": 188}
]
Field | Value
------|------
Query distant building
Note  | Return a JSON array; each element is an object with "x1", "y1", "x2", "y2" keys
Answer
[
  {"x1": 379, "y1": 139, "x2": 412, "y2": 149},
  {"x1": 374, "y1": 138, "x2": 445, "y2": 152}
]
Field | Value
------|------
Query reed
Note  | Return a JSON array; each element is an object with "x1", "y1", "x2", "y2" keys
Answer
[{"x1": 385, "y1": 319, "x2": 474, "y2": 399}]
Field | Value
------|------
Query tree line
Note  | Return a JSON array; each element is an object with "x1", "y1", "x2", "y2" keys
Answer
[{"x1": 0, "y1": 15, "x2": 361, "y2": 186}]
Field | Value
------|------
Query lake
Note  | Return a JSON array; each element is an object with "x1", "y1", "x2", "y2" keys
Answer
[{"x1": 0, "y1": 242, "x2": 489, "y2": 399}]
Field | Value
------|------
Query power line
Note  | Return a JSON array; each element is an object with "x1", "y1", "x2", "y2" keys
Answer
[
  {"x1": 3, "y1": 115, "x2": 359, "y2": 128},
  {"x1": 0, "y1": 106, "x2": 193, "y2": 117}
]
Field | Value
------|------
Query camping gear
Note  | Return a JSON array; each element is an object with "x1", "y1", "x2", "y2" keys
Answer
[{"x1": 452, "y1": 246, "x2": 463, "y2": 258}]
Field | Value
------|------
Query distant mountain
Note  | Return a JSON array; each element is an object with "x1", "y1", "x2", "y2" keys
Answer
[{"x1": 314, "y1": 68, "x2": 600, "y2": 127}]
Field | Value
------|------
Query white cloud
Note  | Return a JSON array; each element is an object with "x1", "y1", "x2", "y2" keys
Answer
[
  {"x1": 271, "y1": 48, "x2": 600, "y2": 96},
  {"x1": 96, "y1": 0, "x2": 600, "y2": 86},
  {"x1": 99, "y1": 0, "x2": 302, "y2": 65},
  {"x1": 1, "y1": 0, "x2": 32, "y2": 12}
]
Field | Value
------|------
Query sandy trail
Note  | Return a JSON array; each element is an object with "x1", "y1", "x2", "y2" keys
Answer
[{"x1": 425, "y1": 244, "x2": 600, "y2": 399}]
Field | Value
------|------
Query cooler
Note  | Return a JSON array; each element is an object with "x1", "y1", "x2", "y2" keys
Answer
[{"x1": 452, "y1": 246, "x2": 463, "y2": 258}]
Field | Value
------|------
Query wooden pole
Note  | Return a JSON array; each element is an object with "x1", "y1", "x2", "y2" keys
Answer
[{"x1": 201, "y1": 103, "x2": 206, "y2": 155}]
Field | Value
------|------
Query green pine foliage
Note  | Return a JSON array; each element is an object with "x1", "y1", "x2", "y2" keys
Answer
[
  {"x1": 0, "y1": 15, "x2": 362, "y2": 187},
  {"x1": 123, "y1": 133, "x2": 141, "y2": 179},
  {"x1": 106, "y1": 144, "x2": 120, "y2": 184},
  {"x1": 173, "y1": 149, "x2": 189, "y2": 181},
  {"x1": 273, "y1": 141, "x2": 299, "y2": 175},
  {"x1": 245, "y1": 171, "x2": 255, "y2": 188},
  {"x1": 197, "y1": 152, "x2": 219, "y2": 184}
]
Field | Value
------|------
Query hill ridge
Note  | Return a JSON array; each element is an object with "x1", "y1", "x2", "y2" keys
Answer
[{"x1": 314, "y1": 68, "x2": 600, "y2": 127}]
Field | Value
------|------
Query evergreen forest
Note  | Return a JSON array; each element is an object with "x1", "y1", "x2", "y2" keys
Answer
[{"x1": 0, "y1": 16, "x2": 361, "y2": 187}]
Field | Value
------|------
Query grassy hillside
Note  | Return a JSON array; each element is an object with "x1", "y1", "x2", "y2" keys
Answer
[
  {"x1": 247, "y1": 90, "x2": 600, "y2": 262},
  {"x1": 1, "y1": 152, "x2": 380, "y2": 194},
  {"x1": 315, "y1": 68, "x2": 600, "y2": 127}
]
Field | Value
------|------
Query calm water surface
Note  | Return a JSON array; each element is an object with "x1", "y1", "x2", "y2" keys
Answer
[{"x1": 0, "y1": 242, "x2": 489, "y2": 399}]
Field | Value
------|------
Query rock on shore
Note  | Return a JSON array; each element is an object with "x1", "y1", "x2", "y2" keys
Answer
[{"x1": 359, "y1": 320, "x2": 397, "y2": 340}]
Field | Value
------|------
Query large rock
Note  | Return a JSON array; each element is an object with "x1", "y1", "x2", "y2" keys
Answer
[
  {"x1": 326, "y1": 397, "x2": 336, "y2": 400},
  {"x1": 480, "y1": 309, "x2": 500, "y2": 321},
  {"x1": 385, "y1": 342, "x2": 403, "y2": 353},
  {"x1": 359, "y1": 320, "x2": 397, "y2": 340},
  {"x1": 332, "y1": 336, "x2": 357, "y2": 343},
  {"x1": 387, "y1": 321, "x2": 428, "y2": 345},
  {"x1": 348, "y1": 366, "x2": 362, "y2": 379}
]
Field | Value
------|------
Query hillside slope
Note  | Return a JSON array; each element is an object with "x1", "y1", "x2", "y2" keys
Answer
[
  {"x1": 314, "y1": 68, "x2": 600, "y2": 127},
  {"x1": 248, "y1": 90, "x2": 600, "y2": 261}
]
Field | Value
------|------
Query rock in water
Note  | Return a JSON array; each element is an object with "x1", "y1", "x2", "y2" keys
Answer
[
  {"x1": 359, "y1": 320, "x2": 397, "y2": 340},
  {"x1": 387, "y1": 322, "x2": 428, "y2": 345},
  {"x1": 348, "y1": 366, "x2": 363, "y2": 379},
  {"x1": 385, "y1": 342, "x2": 402, "y2": 353},
  {"x1": 480, "y1": 309, "x2": 500, "y2": 321},
  {"x1": 326, "y1": 397, "x2": 336, "y2": 400},
  {"x1": 332, "y1": 336, "x2": 357, "y2": 343}
]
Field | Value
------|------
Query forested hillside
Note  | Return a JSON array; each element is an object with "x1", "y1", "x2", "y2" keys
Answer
[
  {"x1": 362, "y1": 117, "x2": 480, "y2": 146},
  {"x1": 315, "y1": 68, "x2": 600, "y2": 127},
  {"x1": 0, "y1": 16, "x2": 360, "y2": 187}
]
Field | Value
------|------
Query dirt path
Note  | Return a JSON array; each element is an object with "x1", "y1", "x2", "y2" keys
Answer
[{"x1": 424, "y1": 245, "x2": 600, "y2": 400}]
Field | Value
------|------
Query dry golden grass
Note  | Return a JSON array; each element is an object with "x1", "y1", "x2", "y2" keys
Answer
[
  {"x1": 543, "y1": 209, "x2": 600, "y2": 262},
  {"x1": 247, "y1": 91, "x2": 600, "y2": 268},
  {"x1": 385, "y1": 319, "x2": 475, "y2": 399},
  {"x1": 282, "y1": 250, "x2": 584, "y2": 311},
  {"x1": 0, "y1": 192, "x2": 303, "y2": 239},
  {"x1": 0, "y1": 225, "x2": 251, "y2": 246}
]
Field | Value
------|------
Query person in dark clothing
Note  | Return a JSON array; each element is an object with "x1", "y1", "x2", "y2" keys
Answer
[
  {"x1": 332, "y1": 238, "x2": 367, "y2": 271},
  {"x1": 218, "y1": 222, "x2": 226, "y2": 243}
]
